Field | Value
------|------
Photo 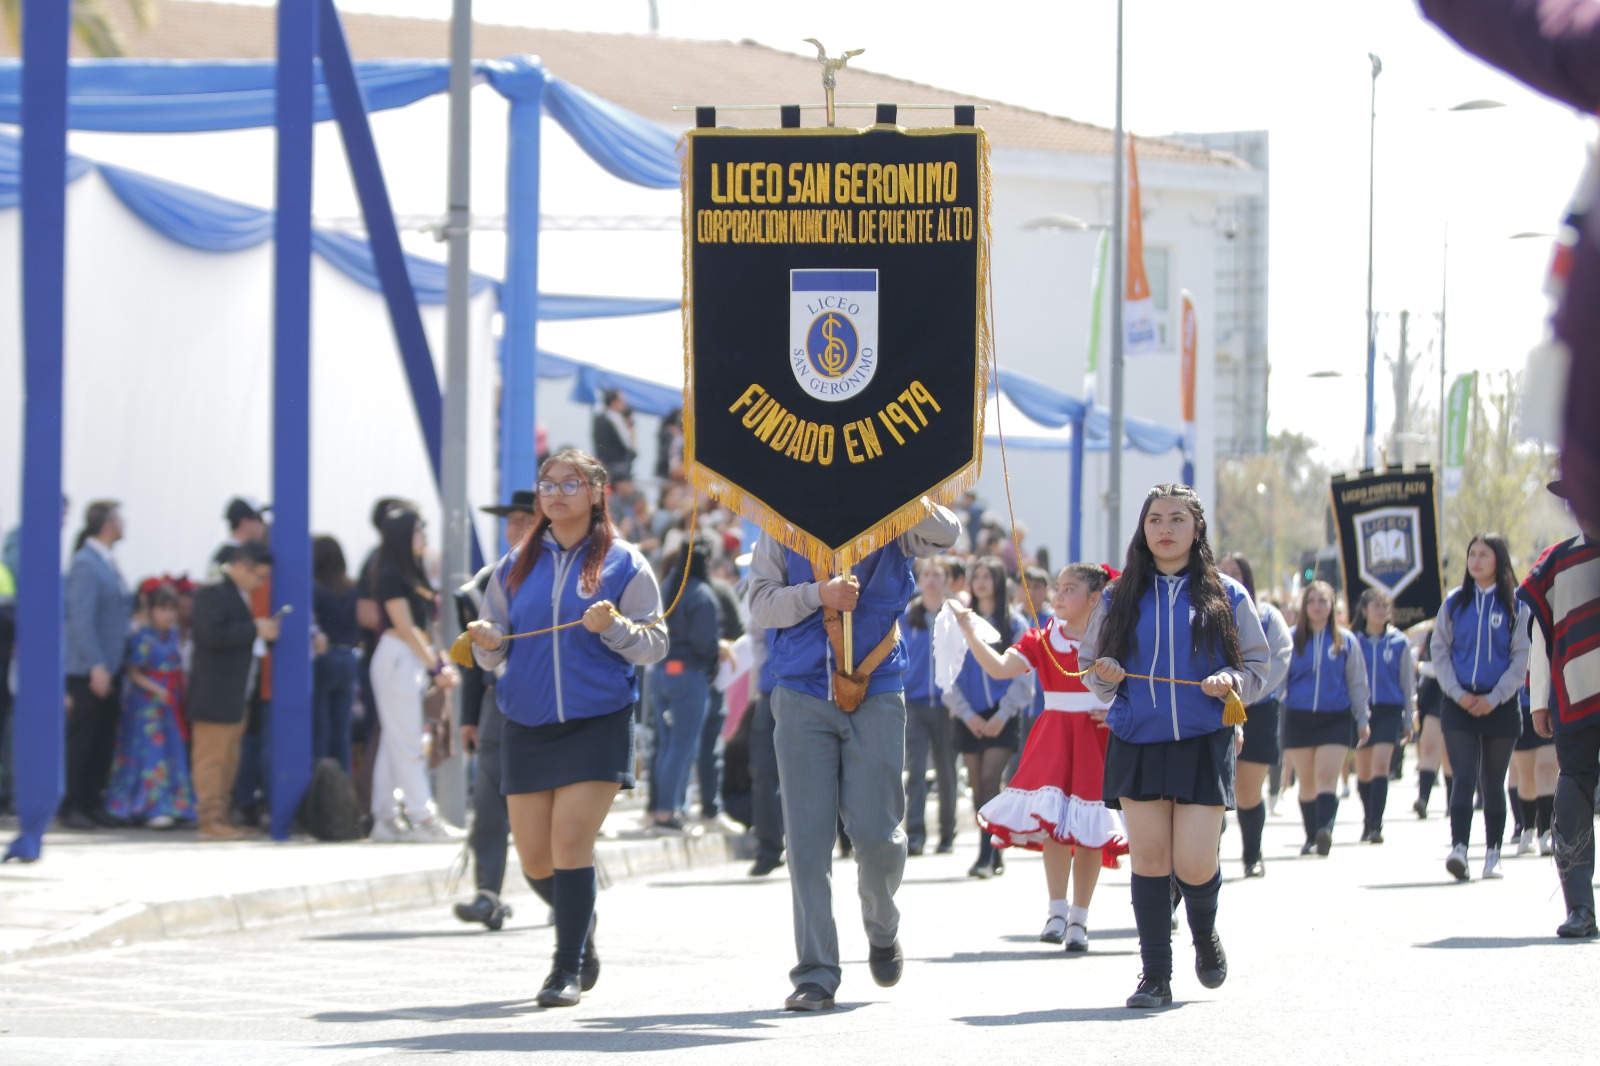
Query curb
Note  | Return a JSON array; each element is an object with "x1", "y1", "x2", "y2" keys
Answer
[{"x1": 3, "y1": 831, "x2": 745, "y2": 963}]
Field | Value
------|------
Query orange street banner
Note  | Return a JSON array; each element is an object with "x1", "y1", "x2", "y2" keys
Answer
[{"x1": 1124, "y1": 138, "x2": 1160, "y2": 354}]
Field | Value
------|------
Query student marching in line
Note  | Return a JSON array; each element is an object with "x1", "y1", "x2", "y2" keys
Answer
[
  {"x1": 1431, "y1": 533, "x2": 1531, "y2": 882},
  {"x1": 943, "y1": 556, "x2": 1034, "y2": 879},
  {"x1": 1081, "y1": 485, "x2": 1271, "y2": 1009},
  {"x1": 1281, "y1": 581, "x2": 1371, "y2": 856},
  {"x1": 952, "y1": 563, "x2": 1128, "y2": 953},
  {"x1": 1351, "y1": 589, "x2": 1415, "y2": 845},
  {"x1": 468, "y1": 449, "x2": 668, "y2": 1007},
  {"x1": 1216, "y1": 554, "x2": 1292, "y2": 878},
  {"x1": 1408, "y1": 619, "x2": 1454, "y2": 817},
  {"x1": 1510, "y1": 677, "x2": 1557, "y2": 856},
  {"x1": 902, "y1": 558, "x2": 959, "y2": 857}
]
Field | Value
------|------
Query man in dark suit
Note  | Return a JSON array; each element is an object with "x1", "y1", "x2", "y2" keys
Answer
[
  {"x1": 591, "y1": 389, "x2": 637, "y2": 484},
  {"x1": 62, "y1": 500, "x2": 132, "y2": 829},
  {"x1": 189, "y1": 542, "x2": 278, "y2": 841}
]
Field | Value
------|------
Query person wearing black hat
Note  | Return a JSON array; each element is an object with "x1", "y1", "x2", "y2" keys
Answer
[
  {"x1": 211, "y1": 497, "x2": 271, "y2": 576},
  {"x1": 1520, "y1": 479, "x2": 1600, "y2": 938},
  {"x1": 453, "y1": 490, "x2": 538, "y2": 931}
]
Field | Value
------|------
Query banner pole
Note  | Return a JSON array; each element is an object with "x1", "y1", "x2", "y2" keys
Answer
[{"x1": 841, "y1": 563, "x2": 854, "y2": 675}]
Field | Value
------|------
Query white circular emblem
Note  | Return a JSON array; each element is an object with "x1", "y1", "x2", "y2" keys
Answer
[{"x1": 793, "y1": 305, "x2": 877, "y2": 402}]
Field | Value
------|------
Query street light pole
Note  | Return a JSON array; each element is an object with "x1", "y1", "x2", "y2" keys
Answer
[
  {"x1": 1108, "y1": 0, "x2": 1126, "y2": 558},
  {"x1": 1364, "y1": 53, "x2": 1382, "y2": 470}
]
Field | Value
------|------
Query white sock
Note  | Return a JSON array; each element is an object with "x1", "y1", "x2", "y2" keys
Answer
[
  {"x1": 1047, "y1": 899, "x2": 1069, "y2": 919},
  {"x1": 1067, "y1": 905, "x2": 1089, "y2": 927}
]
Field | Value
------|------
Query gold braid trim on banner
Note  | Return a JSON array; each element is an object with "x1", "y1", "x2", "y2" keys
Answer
[{"x1": 678, "y1": 127, "x2": 995, "y2": 576}]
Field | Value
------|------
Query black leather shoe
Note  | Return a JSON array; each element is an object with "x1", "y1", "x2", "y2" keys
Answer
[
  {"x1": 867, "y1": 938, "x2": 903, "y2": 987},
  {"x1": 1368, "y1": 830, "x2": 1384, "y2": 845},
  {"x1": 580, "y1": 913, "x2": 600, "y2": 991},
  {"x1": 935, "y1": 839, "x2": 955, "y2": 854},
  {"x1": 1195, "y1": 930, "x2": 1228, "y2": 989},
  {"x1": 1242, "y1": 857, "x2": 1265, "y2": 878},
  {"x1": 536, "y1": 968, "x2": 581, "y2": 1008},
  {"x1": 784, "y1": 982, "x2": 836, "y2": 1011},
  {"x1": 87, "y1": 807, "x2": 122, "y2": 829},
  {"x1": 1126, "y1": 974, "x2": 1172, "y2": 1008},
  {"x1": 59, "y1": 809, "x2": 97, "y2": 831},
  {"x1": 453, "y1": 891, "x2": 512, "y2": 931},
  {"x1": 967, "y1": 860, "x2": 992, "y2": 879},
  {"x1": 906, "y1": 841, "x2": 924, "y2": 857},
  {"x1": 1557, "y1": 906, "x2": 1599, "y2": 939},
  {"x1": 1315, "y1": 827, "x2": 1333, "y2": 856},
  {"x1": 749, "y1": 856, "x2": 785, "y2": 877},
  {"x1": 1300, "y1": 839, "x2": 1316, "y2": 856}
]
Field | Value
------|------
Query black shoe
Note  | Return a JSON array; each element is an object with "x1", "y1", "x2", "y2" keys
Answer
[
  {"x1": 1557, "y1": 906, "x2": 1599, "y2": 939},
  {"x1": 87, "y1": 807, "x2": 122, "y2": 829},
  {"x1": 906, "y1": 841, "x2": 924, "y2": 857},
  {"x1": 868, "y1": 938, "x2": 904, "y2": 987},
  {"x1": 749, "y1": 855, "x2": 785, "y2": 877},
  {"x1": 1359, "y1": 827, "x2": 1374, "y2": 843},
  {"x1": 1315, "y1": 827, "x2": 1332, "y2": 856},
  {"x1": 935, "y1": 839, "x2": 955, "y2": 854},
  {"x1": 967, "y1": 860, "x2": 992, "y2": 879},
  {"x1": 1126, "y1": 973, "x2": 1173, "y2": 1008},
  {"x1": 784, "y1": 982, "x2": 836, "y2": 1011},
  {"x1": 1368, "y1": 829, "x2": 1384, "y2": 845},
  {"x1": 1194, "y1": 930, "x2": 1228, "y2": 989},
  {"x1": 1300, "y1": 839, "x2": 1316, "y2": 856},
  {"x1": 1242, "y1": 857, "x2": 1265, "y2": 878},
  {"x1": 1413, "y1": 798, "x2": 1428, "y2": 819},
  {"x1": 990, "y1": 852, "x2": 1005, "y2": 876},
  {"x1": 453, "y1": 891, "x2": 512, "y2": 931},
  {"x1": 59, "y1": 809, "x2": 97, "y2": 831},
  {"x1": 536, "y1": 968, "x2": 581, "y2": 1007},
  {"x1": 580, "y1": 913, "x2": 600, "y2": 991}
]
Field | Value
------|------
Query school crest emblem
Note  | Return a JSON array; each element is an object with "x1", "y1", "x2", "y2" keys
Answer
[
  {"x1": 790, "y1": 269, "x2": 879, "y2": 402},
  {"x1": 1356, "y1": 507, "x2": 1424, "y2": 599}
]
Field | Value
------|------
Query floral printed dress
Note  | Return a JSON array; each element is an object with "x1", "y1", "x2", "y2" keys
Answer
[{"x1": 106, "y1": 625, "x2": 196, "y2": 823}]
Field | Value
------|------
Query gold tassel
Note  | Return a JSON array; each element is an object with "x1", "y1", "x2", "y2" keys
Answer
[
  {"x1": 449, "y1": 632, "x2": 476, "y2": 668},
  {"x1": 1222, "y1": 689, "x2": 1248, "y2": 727}
]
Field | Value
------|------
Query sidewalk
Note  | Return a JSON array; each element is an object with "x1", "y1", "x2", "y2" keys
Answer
[{"x1": 0, "y1": 795, "x2": 748, "y2": 962}]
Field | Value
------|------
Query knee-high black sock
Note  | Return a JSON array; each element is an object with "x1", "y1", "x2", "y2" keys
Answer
[
  {"x1": 1418, "y1": 769, "x2": 1437, "y2": 807},
  {"x1": 1510, "y1": 786, "x2": 1525, "y2": 834},
  {"x1": 551, "y1": 867, "x2": 597, "y2": 974},
  {"x1": 1177, "y1": 869, "x2": 1222, "y2": 939},
  {"x1": 1443, "y1": 774, "x2": 1454, "y2": 806},
  {"x1": 976, "y1": 832, "x2": 993, "y2": 867},
  {"x1": 1130, "y1": 874, "x2": 1174, "y2": 981},
  {"x1": 1315, "y1": 791, "x2": 1338, "y2": 833},
  {"x1": 1537, "y1": 794, "x2": 1555, "y2": 835},
  {"x1": 525, "y1": 872, "x2": 555, "y2": 907},
  {"x1": 1299, "y1": 800, "x2": 1317, "y2": 842},
  {"x1": 1357, "y1": 780, "x2": 1373, "y2": 830},
  {"x1": 1369, "y1": 776, "x2": 1389, "y2": 831},
  {"x1": 1519, "y1": 797, "x2": 1538, "y2": 837},
  {"x1": 1237, "y1": 804, "x2": 1266, "y2": 863}
]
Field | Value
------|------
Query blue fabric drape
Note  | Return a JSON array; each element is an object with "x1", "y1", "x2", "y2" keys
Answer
[
  {"x1": 989, "y1": 366, "x2": 1182, "y2": 454},
  {"x1": 541, "y1": 75, "x2": 681, "y2": 190},
  {"x1": 0, "y1": 128, "x2": 89, "y2": 208}
]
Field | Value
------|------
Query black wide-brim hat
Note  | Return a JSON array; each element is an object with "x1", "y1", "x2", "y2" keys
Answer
[
  {"x1": 481, "y1": 489, "x2": 538, "y2": 517},
  {"x1": 1548, "y1": 479, "x2": 1569, "y2": 500}
]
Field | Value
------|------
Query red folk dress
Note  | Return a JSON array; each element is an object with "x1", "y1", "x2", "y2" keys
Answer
[{"x1": 977, "y1": 619, "x2": 1128, "y2": 864}]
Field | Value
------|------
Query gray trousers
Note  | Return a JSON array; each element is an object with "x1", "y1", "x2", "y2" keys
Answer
[
  {"x1": 1554, "y1": 722, "x2": 1600, "y2": 914},
  {"x1": 772, "y1": 685, "x2": 907, "y2": 994},
  {"x1": 749, "y1": 691, "x2": 785, "y2": 864},
  {"x1": 470, "y1": 700, "x2": 509, "y2": 896},
  {"x1": 904, "y1": 698, "x2": 957, "y2": 848}
]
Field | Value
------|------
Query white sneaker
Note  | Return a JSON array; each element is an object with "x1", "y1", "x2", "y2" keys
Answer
[
  {"x1": 1516, "y1": 828, "x2": 1537, "y2": 856},
  {"x1": 698, "y1": 812, "x2": 745, "y2": 835},
  {"x1": 369, "y1": 817, "x2": 412, "y2": 843},
  {"x1": 411, "y1": 817, "x2": 467, "y2": 842},
  {"x1": 146, "y1": 815, "x2": 176, "y2": 830},
  {"x1": 1540, "y1": 831, "x2": 1555, "y2": 857},
  {"x1": 1482, "y1": 847, "x2": 1504, "y2": 879},
  {"x1": 1446, "y1": 843, "x2": 1470, "y2": 882}
]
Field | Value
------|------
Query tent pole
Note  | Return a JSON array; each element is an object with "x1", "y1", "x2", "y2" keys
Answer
[
  {"x1": 1069, "y1": 411, "x2": 1084, "y2": 564},
  {"x1": 434, "y1": 0, "x2": 475, "y2": 827},
  {"x1": 6, "y1": 0, "x2": 71, "y2": 864},
  {"x1": 499, "y1": 71, "x2": 545, "y2": 523},
  {"x1": 269, "y1": 0, "x2": 317, "y2": 843}
]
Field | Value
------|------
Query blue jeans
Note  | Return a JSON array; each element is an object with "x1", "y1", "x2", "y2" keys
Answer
[
  {"x1": 697, "y1": 685, "x2": 726, "y2": 818},
  {"x1": 312, "y1": 648, "x2": 359, "y2": 771},
  {"x1": 650, "y1": 665, "x2": 710, "y2": 816}
]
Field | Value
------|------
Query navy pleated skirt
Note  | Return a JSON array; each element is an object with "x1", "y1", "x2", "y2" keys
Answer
[{"x1": 1103, "y1": 727, "x2": 1236, "y2": 810}]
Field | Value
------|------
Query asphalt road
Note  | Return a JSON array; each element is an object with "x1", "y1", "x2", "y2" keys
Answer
[{"x1": 3, "y1": 802, "x2": 1596, "y2": 1065}]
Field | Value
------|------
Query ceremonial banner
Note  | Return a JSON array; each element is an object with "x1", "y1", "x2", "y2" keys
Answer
[
  {"x1": 1180, "y1": 289, "x2": 1197, "y2": 486},
  {"x1": 1330, "y1": 469, "x2": 1443, "y2": 629},
  {"x1": 1124, "y1": 138, "x2": 1160, "y2": 354},
  {"x1": 683, "y1": 126, "x2": 991, "y2": 569},
  {"x1": 1443, "y1": 371, "x2": 1476, "y2": 499},
  {"x1": 1084, "y1": 228, "x2": 1110, "y2": 403}
]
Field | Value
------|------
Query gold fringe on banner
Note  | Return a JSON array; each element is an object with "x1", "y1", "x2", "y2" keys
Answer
[{"x1": 679, "y1": 126, "x2": 995, "y2": 576}]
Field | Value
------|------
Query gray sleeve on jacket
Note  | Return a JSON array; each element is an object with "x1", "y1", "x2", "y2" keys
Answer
[
  {"x1": 1344, "y1": 632, "x2": 1371, "y2": 730},
  {"x1": 1229, "y1": 595, "x2": 1273, "y2": 706},
  {"x1": 1431, "y1": 601, "x2": 1465, "y2": 703},
  {"x1": 1399, "y1": 639, "x2": 1417, "y2": 715},
  {"x1": 747, "y1": 534, "x2": 823, "y2": 630},
  {"x1": 1078, "y1": 596, "x2": 1118, "y2": 704},
  {"x1": 898, "y1": 501, "x2": 962, "y2": 558},
  {"x1": 1486, "y1": 602, "x2": 1533, "y2": 708},
  {"x1": 470, "y1": 558, "x2": 513, "y2": 673},
  {"x1": 942, "y1": 680, "x2": 977, "y2": 723},
  {"x1": 1260, "y1": 603, "x2": 1293, "y2": 696},
  {"x1": 598, "y1": 560, "x2": 669, "y2": 666},
  {"x1": 65, "y1": 558, "x2": 104, "y2": 671},
  {"x1": 992, "y1": 670, "x2": 1036, "y2": 725}
]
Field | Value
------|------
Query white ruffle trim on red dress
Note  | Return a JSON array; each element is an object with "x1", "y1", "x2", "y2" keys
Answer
[{"x1": 978, "y1": 785, "x2": 1129, "y2": 866}]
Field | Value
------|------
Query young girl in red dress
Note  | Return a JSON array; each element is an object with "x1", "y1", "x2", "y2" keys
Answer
[{"x1": 953, "y1": 562, "x2": 1127, "y2": 953}]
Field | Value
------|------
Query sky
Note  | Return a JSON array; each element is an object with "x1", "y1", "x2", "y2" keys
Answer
[{"x1": 233, "y1": 0, "x2": 1594, "y2": 465}]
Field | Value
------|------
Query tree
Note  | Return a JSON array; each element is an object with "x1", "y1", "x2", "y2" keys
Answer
[
  {"x1": 1441, "y1": 371, "x2": 1568, "y2": 577},
  {"x1": 1214, "y1": 430, "x2": 1336, "y2": 598},
  {"x1": 1, "y1": 1, "x2": 156, "y2": 58}
]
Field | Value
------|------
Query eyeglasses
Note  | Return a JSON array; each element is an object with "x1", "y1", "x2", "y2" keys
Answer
[{"x1": 536, "y1": 479, "x2": 587, "y2": 498}]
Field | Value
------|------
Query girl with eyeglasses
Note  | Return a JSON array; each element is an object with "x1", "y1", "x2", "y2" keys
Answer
[{"x1": 468, "y1": 449, "x2": 667, "y2": 1007}]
